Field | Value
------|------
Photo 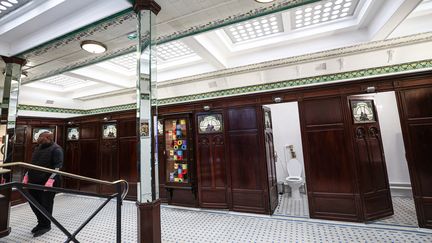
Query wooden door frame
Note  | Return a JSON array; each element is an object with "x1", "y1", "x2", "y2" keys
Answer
[{"x1": 394, "y1": 80, "x2": 432, "y2": 229}]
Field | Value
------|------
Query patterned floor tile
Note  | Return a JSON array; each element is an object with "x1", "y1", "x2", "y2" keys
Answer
[
  {"x1": 1, "y1": 194, "x2": 430, "y2": 243},
  {"x1": 274, "y1": 193, "x2": 418, "y2": 227}
]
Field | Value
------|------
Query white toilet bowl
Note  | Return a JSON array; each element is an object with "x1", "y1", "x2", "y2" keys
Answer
[
  {"x1": 285, "y1": 156, "x2": 304, "y2": 199},
  {"x1": 285, "y1": 176, "x2": 303, "y2": 199}
]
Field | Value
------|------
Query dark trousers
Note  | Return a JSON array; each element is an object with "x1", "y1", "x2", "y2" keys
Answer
[{"x1": 28, "y1": 189, "x2": 55, "y2": 228}]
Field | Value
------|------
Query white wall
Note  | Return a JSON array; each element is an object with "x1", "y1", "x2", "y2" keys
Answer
[
  {"x1": 374, "y1": 91, "x2": 411, "y2": 186},
  {"x1": 266, "y1": 102, "x2": 304, "y2": 183}
]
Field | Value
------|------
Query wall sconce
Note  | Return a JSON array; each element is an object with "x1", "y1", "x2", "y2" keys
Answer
[
  {"x1": 273, "y1": 97, "x2": 283, "y2": 103},
  {"x1": 67, "y1": 121, "x2": 73, "y2": 125},
  {"x1": 103, "y1": 117, "x2": 109, "y2": 121},
  {"x1": 203, "y1": 105, "x2": 211, "y2": 111}
]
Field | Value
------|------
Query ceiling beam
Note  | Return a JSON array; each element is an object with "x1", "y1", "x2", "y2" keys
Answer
[
  {"x1": 369, "y1": 0, "x2": 422, "y2": 41},
  {"x1": 181, "y1": 36, "x2": 227, "y2": 69},
  {"x1": 68, "y1": 66, "x2": 134, "y2": 88}
]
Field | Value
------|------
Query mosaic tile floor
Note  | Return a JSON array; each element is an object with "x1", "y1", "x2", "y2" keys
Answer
[
  {"x1": 274, "y1": 193, "x2": 419, "y2": 227},
  {"x1": 2, "y1": 194, "x2": 431, "y2": 243}
]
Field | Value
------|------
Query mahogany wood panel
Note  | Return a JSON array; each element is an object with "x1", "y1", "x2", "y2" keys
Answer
[
  {"x1": 79, "y1": 140, "x2": 99, "y2": 193},
  {"x1": 262, "y1": 107, "x2": 278, "y2": 214},
  {"x1": 227, "y1": 107, "x2": 270, "y2": 214},
  {"x1": 228, "y1": 132, "x2": 261, "y2": 190},
  {"x1": 64, "y1": 141, "x2": 80, "y2": 190},
  {"x1": 300, "y1": 97, "x2": 361, "y2": 221},
  {"x1": 348, "y1": 96, "x2": 393, "y2": 221},
  {"x1": 306, "y1": 129, "x2": 355, "y2": 193},
  {"x1": 303, "y1": 98, "x2": 343, "y2": 126},
  {"x1": 398, "y1": 86, "x2": 432, "y2": 228},
  {"x1": 118, "y1": 138, "x2": 138, "y2": 199},
  {"x1": 231, "y1": 189, "x2": 266, "y2": 214},
  {"x1": 80, "y1": 123, "x2": 98, "y2": 139},
  {"x1": 407, "y1": 124, "x2": 432, "y2": 227},
  {"x1": 100, "y1": 139, "x2": 119, "y2": 194},
  {"x1": 168, "y1": 188, "x2": 197, "y2": 207},
  {"x1": 228, "y1": 107, "x2": 258, "y2": 131},
  {"x1": 118, "y1": 118, "x2": 136, "y2": 137},
  {"x1": 310, "y1": 193, "x2": 359, "y2": 221},
  {"x1": 197, "y1": 133, "x2": 228, "y2": 208},
  {"x1": 400, "y1": 87, "x2": 432, "y2": 119}
]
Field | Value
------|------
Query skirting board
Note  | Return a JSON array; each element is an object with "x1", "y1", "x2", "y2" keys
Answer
[{"x1": 390, "y1": 183, "x2": 412, "y2": 197}]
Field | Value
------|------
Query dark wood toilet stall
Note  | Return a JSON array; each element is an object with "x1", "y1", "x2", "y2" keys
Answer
[
  {"x1": 297, "y1": 76, "x2": 432, "y2": 228},
  {"x1": 157, "y1": 106, "x2": 279, "y2": 214},
  {"x1": 299, "y1": 95, "x2": 393, "y2": 222}
]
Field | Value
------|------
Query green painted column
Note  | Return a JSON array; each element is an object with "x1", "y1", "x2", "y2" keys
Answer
[{"x1": 133, "y1": 1, "x2": 161, "y2": 243}]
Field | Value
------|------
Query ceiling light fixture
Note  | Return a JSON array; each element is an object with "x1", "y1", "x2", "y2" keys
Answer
[
  {"x1": 255, "y1": 0, "x2": 276, "y2": 3},
  {"x1": 80, "y1": 40, "x2": 107, "y2": 54}
]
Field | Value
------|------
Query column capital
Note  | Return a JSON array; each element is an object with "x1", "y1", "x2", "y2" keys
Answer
[
  {"x1": 133, "y1": 0, "x2": 161, "y2": 15},
  {"x1": 1, "y1": 56, "x2": 26, "y2": 66}
]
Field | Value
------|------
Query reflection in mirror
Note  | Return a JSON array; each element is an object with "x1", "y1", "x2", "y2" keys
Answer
[{"x1": 0, "y1": 57, "x2": 24, "y2": 183}]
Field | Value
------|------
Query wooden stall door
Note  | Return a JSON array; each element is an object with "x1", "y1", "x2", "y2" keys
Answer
[
  {"x1": 227, "y1": 106, "x2": 271, "y2": 214},
  {"x1": 262, "y1": 107, "x2": 278, "y2": 214},
  {"x1": 299, "y1": 97, "x2": 361, "y2": 222},
  {"x1": 348, "y1": 96, "x2": 393, "y2": 221},
  {"x1": 397, "y1": 86, "x2": 432, "y2": 229},
  {"x1": 196, "y1": 112, "x2": 228, "y2": 208}
]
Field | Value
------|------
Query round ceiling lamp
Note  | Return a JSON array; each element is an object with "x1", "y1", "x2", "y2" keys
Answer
[
  {"x1": 80, "y1": 40, "x2": 107, "y2": 54},
  {"x1": 255, "y1": 0, "x2": 276, "y2": 3}
]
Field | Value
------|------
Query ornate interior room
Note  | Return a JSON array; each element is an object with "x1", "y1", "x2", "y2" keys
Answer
[{"x1": 0, "y1": 0, "x2": 432, "y2": 242}]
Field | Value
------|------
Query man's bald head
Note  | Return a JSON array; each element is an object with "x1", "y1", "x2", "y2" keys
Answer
[{"x1": 37, "y1": 131, "x2": 54, "y2": 145}]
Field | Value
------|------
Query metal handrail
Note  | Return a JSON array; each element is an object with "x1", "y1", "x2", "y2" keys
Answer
[
  {"x1": 0, "y1": 162, "x2": 129, "y2": 200},
  {"x1": 1, "y1": 162, "x2": 129, "y2": 242}
]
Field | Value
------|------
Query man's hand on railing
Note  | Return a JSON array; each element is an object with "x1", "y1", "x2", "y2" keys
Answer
[
  {"x1": 22, "y1": 174, "x2": 29, "y2": 184},
  {"x1": 45, "y1": 178, "x2": 55, "y2": 187}
]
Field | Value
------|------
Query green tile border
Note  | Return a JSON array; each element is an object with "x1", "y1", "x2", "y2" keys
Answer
[
  {"x1": 17, "y1": 59, "x2": 432, "y2": 115},
  {"x1": 18, "y1": 104, "x2": 86, "y2": 114}
]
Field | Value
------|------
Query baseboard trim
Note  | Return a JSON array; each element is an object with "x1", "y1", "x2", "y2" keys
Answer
[{"x1": 390, "y1": 183, "x2": 412, "y2": 197}]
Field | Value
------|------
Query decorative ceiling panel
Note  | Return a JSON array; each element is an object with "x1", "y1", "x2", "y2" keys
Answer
[
  {"x1": 108, "y1": 52, "x2": 136, "y2": 71},
  {"x1": 224, "y1": 13, "x2": 284, "y2": 43},
  {"x1": 291, "y1": 0, "x2": 360, "y2": 29},
  {"x1": 19, "y1": 0, "x2": 318, "y2": 83},
  {"x1": 157, "y1": 40, "x2": 195, "y2": 61}
]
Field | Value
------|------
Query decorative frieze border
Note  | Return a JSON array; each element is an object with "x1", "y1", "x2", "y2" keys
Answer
[
  {"x1": 157, "y1": 59, "x2": 432, "y2": 105},
  {"x1": 17, "y1": 58, "x2": 432, "y2": 115}
]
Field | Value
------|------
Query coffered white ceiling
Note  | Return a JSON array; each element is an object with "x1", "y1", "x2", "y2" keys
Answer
[{"x1": 0, "y1": 0, "x2": 431, "y2": 110}]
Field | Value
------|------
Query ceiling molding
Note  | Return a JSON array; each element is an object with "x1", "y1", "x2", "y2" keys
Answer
[{"x1": 157, "y1": 31, "x2": 432, "y2": 87}]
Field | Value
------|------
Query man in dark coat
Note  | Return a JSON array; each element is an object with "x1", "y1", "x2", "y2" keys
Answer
[{"x1": 24, "y1": 131, "x2": 63, "y2": 237}]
